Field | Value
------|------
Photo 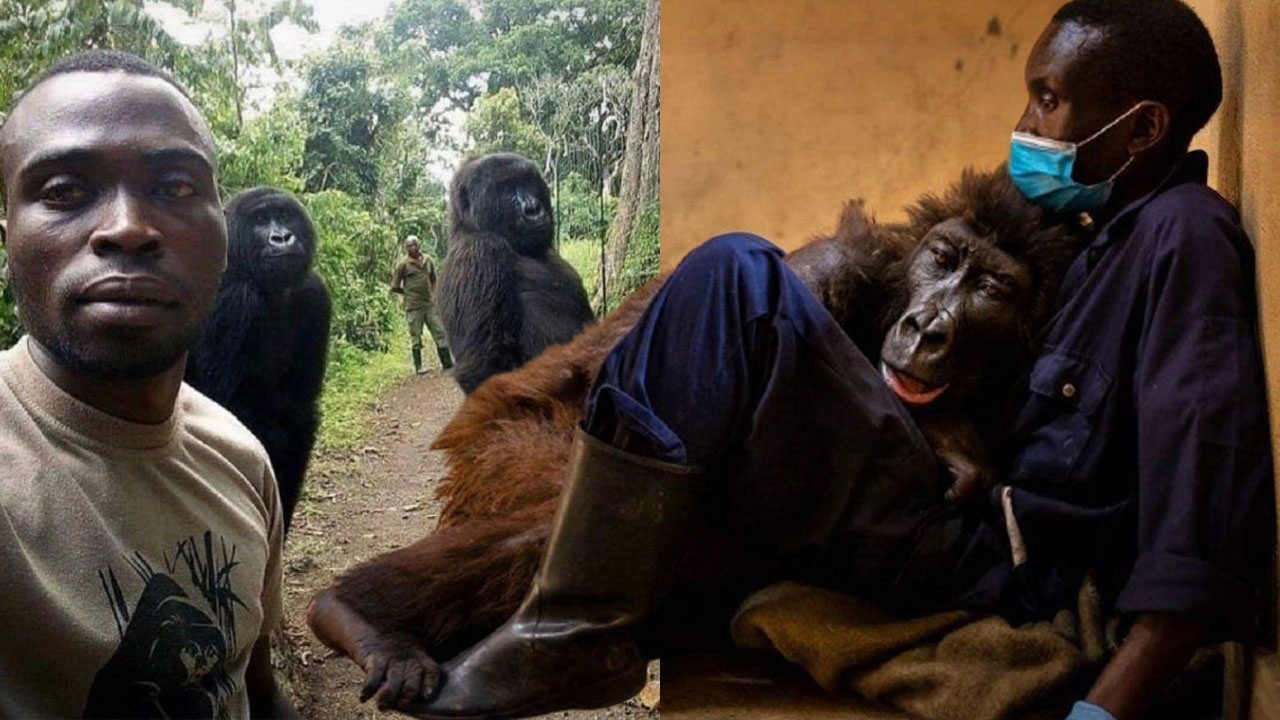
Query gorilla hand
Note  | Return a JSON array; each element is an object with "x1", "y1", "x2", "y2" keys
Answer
[
  {"x1": 308, "y1": 588, "x2": 441, "y2": 711},
  {"x1": 916, "y1": 413, "x2": 993, "y2": 503}
]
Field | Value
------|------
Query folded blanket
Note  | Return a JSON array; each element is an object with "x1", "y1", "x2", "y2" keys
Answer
[{"x1": 730, "y1": 581, "x2": 1112, "y2": 720}]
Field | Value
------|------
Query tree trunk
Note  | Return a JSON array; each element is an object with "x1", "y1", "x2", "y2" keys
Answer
[{"x1": 596, "y1": 0, "x2": 659, "y2": 313}]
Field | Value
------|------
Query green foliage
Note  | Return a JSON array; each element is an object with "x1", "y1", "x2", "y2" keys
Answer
[
  {"x1": 384, "y1": 0, "x2": 641, "y2": 114},
  {"x1": 304, "y1": 190, "x2": 400, "y2": 352},
  {"x1": 557, "y1": 202, "x2": 658, "y2": 316},
  {"x1": 0, "y1": 276, "x2": 18, "y2": 348},
  {"x1": 217, "y1": 94, "x2": 307, "y2": 194},
  {"x1": 213, "y1": 0, "x2": 320, "y2": 133},
  {"x1": 557, "y1": 238, "x2": 603, "y2": 301},
  {"x1": 316, "y1": 329, "x2": 409, "y2": 451},
  {"x1": 554, "y1": 171, "x2": 614, "y2": 244},
  {"x1": 300, "y1": 48, "x2": 395, "y2": 197},
  {"x1": 466, "y1": 87, "x2": 549, "y2": 162},
  {"x1": 0, "y1": 1, "x2": 234, "y2": 132},
  {"x1": 378, "y1": 117, "x2": 451, "y2": 252}
]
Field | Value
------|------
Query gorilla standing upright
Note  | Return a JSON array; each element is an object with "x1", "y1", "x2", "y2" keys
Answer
[
  {"x1": 437, "y1": 153, "x2": 595, "y2": 394},
  {"x1": 186, "y1": 187, "x2": 332, "y2": 533}
]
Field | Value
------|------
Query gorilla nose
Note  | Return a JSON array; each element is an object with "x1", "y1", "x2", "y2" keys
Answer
[
  {"x1": 269, "y1": 231, "x2": 295, "y2": 246},
  {"x1": 898, "y1": 308, "x2": 954, "y2": 360}
]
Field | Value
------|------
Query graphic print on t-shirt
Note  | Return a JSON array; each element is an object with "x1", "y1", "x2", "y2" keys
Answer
[{"x1": 82, "y1": 532, "x2": 247, "y2": 720}]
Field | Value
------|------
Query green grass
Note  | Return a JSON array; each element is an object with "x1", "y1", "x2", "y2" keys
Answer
[
  {"x1": 558, "y1": 230, "x2": 660, "y2": 314},
  {"x1": 315, "y1": 328, "x2": 411, "y2": 452},
  {"x1": 558, "y1": 237, "x2": 604, "y2": 299}
]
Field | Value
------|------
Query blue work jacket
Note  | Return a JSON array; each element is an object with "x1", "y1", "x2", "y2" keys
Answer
[{"x1": 994, "y1": 151, "x2": 1274, "y2": 640}]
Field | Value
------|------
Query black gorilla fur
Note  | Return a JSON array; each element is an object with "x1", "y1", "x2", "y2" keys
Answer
[
  {"x1": 186, "y1": 187, "x2": 332, "y2": 533},
  {"x1": 436, "y1": 153, "x2": 595, "y2": 394}
]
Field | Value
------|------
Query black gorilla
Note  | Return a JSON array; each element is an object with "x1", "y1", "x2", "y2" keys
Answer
[
  {"x1": 436, "y1": 153, "x2": 595, "y2": 394},
  {"x1": 186, "y1": 187, "x2": 331, "y2": 533}
]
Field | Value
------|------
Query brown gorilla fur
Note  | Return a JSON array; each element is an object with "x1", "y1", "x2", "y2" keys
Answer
[
  {"x1": 319, "y1": 168, "x2": 1083, "y2": 662},
  {"x1": 325, "y1": 281, "x2": 664, "y2": 658}
]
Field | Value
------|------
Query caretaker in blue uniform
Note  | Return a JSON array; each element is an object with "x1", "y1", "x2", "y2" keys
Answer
[{"x1": 401, "y1": 2, "x2": 1276, "y2": 719}]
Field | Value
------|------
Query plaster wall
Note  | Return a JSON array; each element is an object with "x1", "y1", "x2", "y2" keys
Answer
[
  {"x1": 659, "y1": 0, "x2": 1063, "y2": 264},
  {"x1": 1182, "y1": 1, "x2": 1280, "y2": 716}
]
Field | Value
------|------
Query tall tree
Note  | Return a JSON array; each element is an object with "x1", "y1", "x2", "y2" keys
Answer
[
  {"x1": 598, "y1": 0, "x2": 658, "y2": 309},
  {"x1": 212, "y1": 0, "x2": 318, "y2": 133},
  {"x1": 299, "y1": 45, "x2": 399, "y2": 199}
]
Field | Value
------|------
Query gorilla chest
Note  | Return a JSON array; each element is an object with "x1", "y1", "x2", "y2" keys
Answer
[{"x1": 241, "y1": 291, "x2": 306, "y2": 390}]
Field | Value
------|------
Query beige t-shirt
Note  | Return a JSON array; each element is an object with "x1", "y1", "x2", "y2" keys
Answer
[{"x1": 0, "y1": 337, "x2": 284, "y2": 719}]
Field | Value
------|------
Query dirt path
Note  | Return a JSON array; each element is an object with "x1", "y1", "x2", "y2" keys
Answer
[{"x1": 276, "y1": 371, "x2": 659, "y2": 719}]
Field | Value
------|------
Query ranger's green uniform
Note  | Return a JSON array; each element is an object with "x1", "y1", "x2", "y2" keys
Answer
[{"x1": 392, "y1": 254, "x2": 451, "y2": 373}]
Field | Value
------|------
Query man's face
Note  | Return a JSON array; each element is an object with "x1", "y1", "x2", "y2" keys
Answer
[
  {"x1": 0, "y1": 72, "x2": 226, "y2": 380},
  {"x1": 406, "y1": 240, "x2": 422, "y2": 258},
  {"x1": 1014, "y1": 21, "x2": 1133, "y2": 185}
]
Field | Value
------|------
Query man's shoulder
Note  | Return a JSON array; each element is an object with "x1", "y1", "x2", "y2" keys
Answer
[
  {"x1": 1132, "y1": 181, "x2": 1249, "y2": 260},
  {"x1": 179, "y1": 384, "x2": 272, "y2": 478},
  {"x1": 1139, "y1": 180, "x2": 1242, "y2": 233},
  {"x1": 0, "y1": 345, "x2": 39, "y2": 451}
]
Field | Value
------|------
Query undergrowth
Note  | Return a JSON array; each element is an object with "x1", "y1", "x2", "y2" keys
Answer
[{"x1": 315, "y1": 328, "x2": 412, "y2": 452}]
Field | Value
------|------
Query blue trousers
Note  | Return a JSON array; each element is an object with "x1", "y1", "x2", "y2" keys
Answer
[{"x1": 582, "y1": 234, "x2": 1006, "y2": 612}]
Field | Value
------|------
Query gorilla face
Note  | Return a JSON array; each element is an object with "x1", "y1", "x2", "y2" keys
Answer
[
  {"x1": 224, "y1": 187, "x2": 316, "y2": 287},
  {"x1": 450, "y1": 153, "x2": 553, "y2": 256},
  {"x1": 880, "y1": 217, "x2": 1035, "y2": 406}
]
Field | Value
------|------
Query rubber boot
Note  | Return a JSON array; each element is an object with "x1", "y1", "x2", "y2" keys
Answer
[
  {"x1": 437, "y1": 346, "x2": 454, "y2": 370},
  {"x1": 413, "y1": 428, "x2": 704, "y2": 719},
  {"x1": 413, "y1": 347, "x2": 426, "y2": 375}
]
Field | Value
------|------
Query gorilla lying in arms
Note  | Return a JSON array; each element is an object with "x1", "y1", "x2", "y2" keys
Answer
[{"x1": 308, "y1": 168, "x2": 1084, "y2": 710}]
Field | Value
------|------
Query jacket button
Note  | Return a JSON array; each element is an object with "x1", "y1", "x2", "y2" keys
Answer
[{"x1": 1062, "y1": 383, "x2": 1077, "y2": 399}]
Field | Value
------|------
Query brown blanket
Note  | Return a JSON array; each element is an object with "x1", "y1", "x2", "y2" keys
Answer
[{"x1": 730, "y1": 581, "x2": 1115, "y2": 720}]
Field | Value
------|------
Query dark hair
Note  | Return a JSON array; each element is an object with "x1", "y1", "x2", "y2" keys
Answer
[
  {"x1": 2, "y1": 50, "x2": 194, "y2": 136},
  {"x1": 1053, "y1": 0, "x2": 1222, "y2": 150}
]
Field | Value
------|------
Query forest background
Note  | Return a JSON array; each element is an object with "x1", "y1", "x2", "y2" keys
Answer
[{"x1": 0, "y1": 0, "x2": 660, "y2": 440}]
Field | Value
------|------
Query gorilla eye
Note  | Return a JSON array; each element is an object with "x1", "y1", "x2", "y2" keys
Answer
[
  {"x1": 929, "y1": 243, "x2": 956, "y2": 269},
  {"x1": 40, "y1": 179, "x2": 89, "y2": 207},
  {"x1": 978, "y1": 275, "x2": 1010, "y2": 300}
]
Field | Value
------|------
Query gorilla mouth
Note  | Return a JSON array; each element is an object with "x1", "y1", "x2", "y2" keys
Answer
[{"x1": 880, "y1": 362, "x2": 949, "y2": 405}]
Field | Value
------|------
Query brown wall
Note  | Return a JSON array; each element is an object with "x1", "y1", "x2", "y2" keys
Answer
[
  {"x1": 659, "y1": 0, "x2": 1064, "y2": 264},
  {"x1": 660, "y1": 0, "x2": 1280, "y2": 715},
  {"x1": 1185, "y1": 1, "x2": 1280, "y2": 715}
]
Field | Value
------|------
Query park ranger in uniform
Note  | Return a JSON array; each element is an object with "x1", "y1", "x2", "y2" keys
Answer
[{"x1": 391, "y1": 235, "x2": 453, "y2": 375}]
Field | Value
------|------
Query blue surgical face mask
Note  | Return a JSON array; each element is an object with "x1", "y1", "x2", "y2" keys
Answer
[{"x1": 1009, "y1": 103, "x2": 1143, "y2": 214}]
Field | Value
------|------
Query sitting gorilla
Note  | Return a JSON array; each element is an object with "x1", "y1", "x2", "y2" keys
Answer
[
  {"x1": 436, "y1": 153, "x2": 595, "y2": 394},
  {"x1": 308, "y1": 168, "x2": 1084, "y2": 709},
  {"x1": 186, "y1": 187, "x2": 331, "y2": 534}
]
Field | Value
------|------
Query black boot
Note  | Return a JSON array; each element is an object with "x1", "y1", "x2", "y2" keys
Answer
[
  {"x1": 413, "y1": 347, "x2": 426, "y2": 375},
  {"x1": 413, "y1": 429, "x2": 703, "y2": 719},
  {"x1": 437, "y1": 346, "x2": 454, "y2": 370}
]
